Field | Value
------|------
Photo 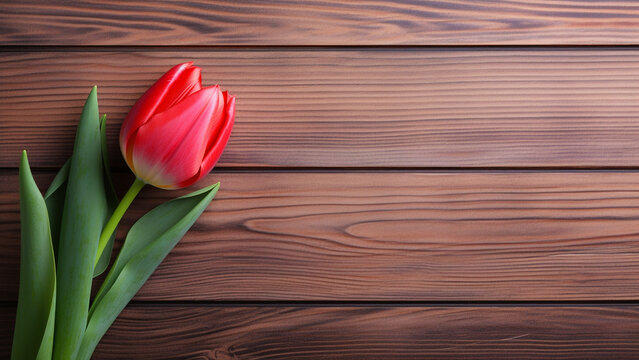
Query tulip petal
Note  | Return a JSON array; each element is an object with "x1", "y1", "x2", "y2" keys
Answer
[
  {"x1": 131, "y1": 85, "x2": 224, "y2": 188},
  {"x1": 177, "y1": 92, "x2": 236, "y2": 188},
  {"x1": 154, "y1": 66, "x2": 202, "y2": 114},
  {"x1": 120, "y1": 63, "x2": 202, "y2": 167}
]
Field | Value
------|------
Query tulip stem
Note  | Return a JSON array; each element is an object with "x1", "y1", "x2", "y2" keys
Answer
[{"x1": 94, "y1": 178, "x2": 145, "y2": 268}]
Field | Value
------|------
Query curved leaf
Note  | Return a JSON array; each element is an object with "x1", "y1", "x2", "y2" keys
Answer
[
  {"x1": 12, "y1": 151, "x2": 56, "y2": 360},
  {"x1": 44, "y1": 158, "x2": 70, "y2": 259},
  {"x1": 54, "y1": 86, "x2": 108, "y2": 359},
  {"x1": 49, "y1": 115, "x2": 120, "y2": 278},
  {"x1": 77, "y1": 183, "x2": 219, "y2": 360},
  {"x1": 94, "y1": 114, "x2": 119, "y2": 277}
]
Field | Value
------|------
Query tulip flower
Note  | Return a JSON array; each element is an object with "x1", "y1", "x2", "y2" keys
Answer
[
  {"x1": 15, "y1": 66, "x2": 234, "y2": 360},
  {"x1": 121, "y1": 62, "x2": 235, "y2": 189},
  {"x1": 94, "y1": 62, "x2": 235, "y2": 266}
]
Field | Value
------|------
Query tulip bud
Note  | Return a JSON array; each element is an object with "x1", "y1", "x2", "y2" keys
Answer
[{"x1": 120, "y1": 62, "x2": 235, "y2": 189}]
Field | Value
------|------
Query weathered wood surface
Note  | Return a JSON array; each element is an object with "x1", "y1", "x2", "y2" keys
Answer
[
  {"x1": 4, "y1": 1, "x2": 639, "y2": 46},
  {"x1": 4, "y1": 50, "x2": 639, "y2": 169},
  {"x1": 3, "y1": 305, "x2": 639, "y2": 359},
  {"x1": 3, "y1": 1, "x2": 639, "y2": 358},
  {"x1": 4, "y1": 171, "x2": 639, "y2": 302}
]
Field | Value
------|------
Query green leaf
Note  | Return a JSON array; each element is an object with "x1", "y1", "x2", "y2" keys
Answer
[
  {"x1": 94, "y1": 114, "x2": 119, "y2": 277},
  {"x1": 12, "y1": 151, "x2": 56, "y2": 360},
  {"x1": 44, "y1": 158, "x2": 70, "y2": 259},
  {"x1": 54, "y1": 86, "x2": 108, "y2": 360},
  {"x1": 76, "y1": 183, "x2": 219, "y2": 360},
  {"x1": 44, "y1": 116, "x2": 118, "y2": 277}
]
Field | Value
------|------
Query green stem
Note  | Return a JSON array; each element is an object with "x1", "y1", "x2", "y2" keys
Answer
[{"x1": 94, "y1": 178, "x2": 145, "y2": 268}]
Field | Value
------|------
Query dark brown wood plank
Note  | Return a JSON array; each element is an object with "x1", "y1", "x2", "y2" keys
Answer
[
  {"x1": 3, "y1": 305, "x2": 639, "y2": 359},
  {"x1": 4, "y1": 50, "x2": 639, "y2": 169},
  {"x1": 4, "y1": 170, "x2": 639, "y2": 301},
  {"x1": 3, "y1": 1, "x2": 639, "y2": 46}
]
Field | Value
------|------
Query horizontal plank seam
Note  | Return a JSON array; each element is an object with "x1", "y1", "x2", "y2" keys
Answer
[
  {"x1": 8, "y1": 167, "x2": 639, "y2": 174},
  {"x1": 2, "y1": 300, "x2": 639, "y2": 308},
  {"x1": 6, "y1": 45, "x2": 639, "y2": 52},
  {"x1": 121, "y1": 300, "x2": 639, "y2": 308}
]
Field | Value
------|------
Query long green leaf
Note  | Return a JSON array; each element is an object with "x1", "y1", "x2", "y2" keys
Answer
[
  {"x1": 54, "y1": 86, "x2": 108, "y2": 360},
  {"x1": 94, "y1": 114, "x2": 118, "y2": 277},
  {"x1": 12, "y1": 151, "x2": 56, "y2": 360},
  {"x1": 48, "y1": 115, "x2": 119, "y2": 277},
  {"x1": 76, "y1": 183, "x2": 219, "y2": 360},
  {"x1": 43, "y1": 158, "x2": 70, "y2": 259}
]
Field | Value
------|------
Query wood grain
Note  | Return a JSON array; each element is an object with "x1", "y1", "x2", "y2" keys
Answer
[
  {"x1": 3, "y1": 305, "x2": 639, "y2": 359},
  {"x1": 4, "y1": 1, "x2": 639, "y2": 46},
  {"x1": 5, "y1": 51, "x2": 639, "y2": 169},
  {"x1": 4, "y1": 170, "x2": 639, "y2": 301}
]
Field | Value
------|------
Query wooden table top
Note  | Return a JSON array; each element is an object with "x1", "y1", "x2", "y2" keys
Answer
[{"x1": 2, "y1": 1, "x2": 639, "y2": 359}]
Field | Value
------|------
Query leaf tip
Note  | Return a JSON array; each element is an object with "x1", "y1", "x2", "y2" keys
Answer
[
  {"x1": 206, "y1": 182, "x2": 220, "y2": 192},
  {"x1": 88, "y1": 85, "x2": 98, "y2": 100},
  {"x1": 20, "y1": 150, "x2": 29, "y2": 168}
]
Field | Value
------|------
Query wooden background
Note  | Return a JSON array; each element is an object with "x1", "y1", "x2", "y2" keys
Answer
[{"x1": 2, "y1": 1, "x2": 639, "y2": 358}]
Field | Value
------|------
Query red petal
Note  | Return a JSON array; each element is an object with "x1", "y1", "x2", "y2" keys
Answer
[
  {"x1": 154, "y1": 66, "x2": 202, "y2": 114},
  {"x1": 131, "y1": 86, "x2": 224, "y2": 188},
  {"x1": 177, "y1": 91, "x2": 235, "y2": 188},
  {"x1": 120, "y1": 62, "x2": 202, "y2": 168}
]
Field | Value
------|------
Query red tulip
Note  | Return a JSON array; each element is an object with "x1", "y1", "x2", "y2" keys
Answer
[{"x1": 120, "y1": 62, "x2": 235, "y2": 189}]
